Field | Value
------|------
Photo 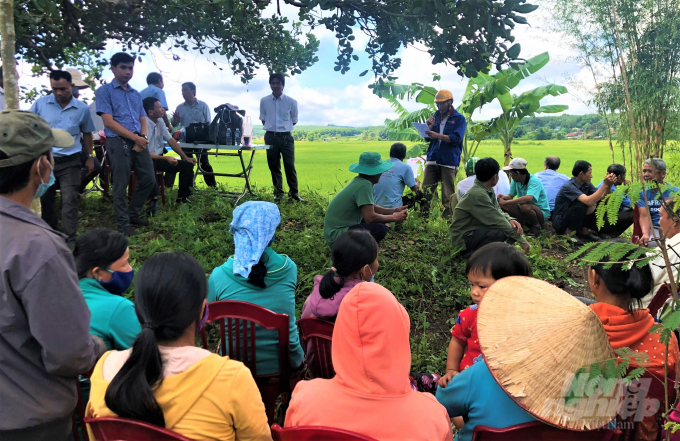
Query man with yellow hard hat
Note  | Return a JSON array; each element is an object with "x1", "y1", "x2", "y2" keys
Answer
[{"x1": 423, "y1": 89, "x2": 466, "y2": 218}]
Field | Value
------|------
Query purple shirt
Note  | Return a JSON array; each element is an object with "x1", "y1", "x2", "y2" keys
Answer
[
  {"x1": 95, "y1": 79, "x2": 146, "y2": 138},
  {"x1": 301, "y1": 276, "x2": 364, "y2": 320}
]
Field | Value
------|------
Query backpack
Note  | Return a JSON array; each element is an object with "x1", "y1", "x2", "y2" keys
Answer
[{"x1": 209, "y1": 103, "x2": 245, "y2": 145}]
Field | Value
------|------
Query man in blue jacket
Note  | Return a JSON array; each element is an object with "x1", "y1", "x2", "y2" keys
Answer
[{"x1": 424, "y1": 89, "x2": 467, "y2": 218}]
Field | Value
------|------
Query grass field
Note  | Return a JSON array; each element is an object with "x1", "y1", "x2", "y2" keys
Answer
[{"x1": 204, "y1": 139, "x2": 631, "y2": 195}]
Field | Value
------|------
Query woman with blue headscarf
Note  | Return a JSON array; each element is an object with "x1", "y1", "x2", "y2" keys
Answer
[{"x1": 208, "y1": 201, "x2": 304, "y2": 375}]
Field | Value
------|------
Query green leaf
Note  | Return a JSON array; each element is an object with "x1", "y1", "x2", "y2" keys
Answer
[
  {"x1": 662, "y1": 310, "x2": 680, "y2": 332},
  {"x1": 506, "y1": 43, "x2": 521, "y2": 59}
]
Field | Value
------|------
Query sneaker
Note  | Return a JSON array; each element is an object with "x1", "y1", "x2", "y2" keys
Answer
[
  {"x1": 575, "y1": 233, "x2": 598, "y2": 244},
  {"x1": 175, "y1": 197, "x2": 191, "y2": 204},
  {"x1": 123, "y1": 226, "x2": 139, "y2": 237},
  {"x1": 290, "y1": 193, "x2": 304, "y2": 202},
  {"x1": 527, "y1": 225, "x2": 541, "y2": 237},
  {"x1": 130, "y1": 217, "x2": 150, "y2": 227},
  {"x1": 274, "y1": 193, "x2": 283, "y2": 202}
]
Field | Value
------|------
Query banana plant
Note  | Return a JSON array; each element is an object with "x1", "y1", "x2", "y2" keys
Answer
[{"x1": 458, "y1": 52, "x2": 569, "y2": 165}]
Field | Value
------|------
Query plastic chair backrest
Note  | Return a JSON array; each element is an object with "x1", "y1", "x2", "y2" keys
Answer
[
  {"x1": 201, "y1": 300, "x2": 290, "y2": 385},
  {"x1": 84, "y1": 417, "x2": 192, "y2": 441},
  {"x1": 471, "y1": 422, "x2": 621, "y2": 441},
  {"x1": 648, "y1": 284, "x2": 673, "y2": 318},
  {"x1": 271, "y1": 423, "x2": 379, "y2": 441},
  {"x1": 297, "y1": 317, "x2": 335, "y2": 379},
  {"x1": 632, "y1": 206, "x2": 642, "y2": 244}
]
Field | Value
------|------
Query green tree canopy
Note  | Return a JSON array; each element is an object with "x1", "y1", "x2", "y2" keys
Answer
[{"x1": 15, "y1": 0, "x2": 539, "y2": 82}]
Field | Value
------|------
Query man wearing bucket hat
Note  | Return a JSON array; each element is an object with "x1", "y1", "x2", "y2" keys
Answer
[
  {"x1": 0, "y1": 110, "x2": 104, "y2": 440},
  {"x1": 436, "y1": 277, "x2": 620, "y2": 440},
  {"x1": 498, "y1": 158, "x2": 550, "y2": 237},
  {"x1": 422, "y1": 89, "x2": 466, "y2": 218},
  {"x1": 323, "y1": 152, "x2": 408, "y2": 247}
]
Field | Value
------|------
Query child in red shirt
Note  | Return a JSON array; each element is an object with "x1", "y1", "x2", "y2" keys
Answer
[{"x1": 438, "y1": 242, "x2": 532, "y2": 387}]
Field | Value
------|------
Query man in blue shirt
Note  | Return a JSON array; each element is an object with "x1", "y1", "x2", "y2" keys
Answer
[
  {"x1": 139, "y1": 72, "x2": 171, "y2": 129},
  {"x1": 498, "y1": 158, "x2": 550, "y2": 237},
  {"x1": 96, "y1": 52, "x2": 153, "y2": 237},
  {"x1": 639, "y1": 158, "x2": 678, "y2": 246},
  {"x1": 594, "y1": 163, "x2": 634, "y2": 238},
  {"x1": 535, "y1": 156, "x2": 569, "y2": 215},
  {"x1": 30, "y1": 70, "x2": 95, "y2": 248},
  {"x1": 373, "y1": 142, "x2": 419, "y2": 209},
  {"x1": 552, "y1": 160, "x2": 617, "y2": 244},
  {"x1": 422, "y1": 89, "x2": 466, "y2": 218}
]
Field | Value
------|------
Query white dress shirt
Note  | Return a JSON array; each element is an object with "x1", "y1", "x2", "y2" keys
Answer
[
  {"x1": 259, "y1": 93, "x2": 298, "y2": 132},
  {"x1": 456, "y1": 172, "x2": 510, "y2": 199},
  {"x1": 146, "y1": 117, "x2": 172, "y2": 156}
]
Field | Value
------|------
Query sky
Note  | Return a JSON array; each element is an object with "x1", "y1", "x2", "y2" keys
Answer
[{"x1": 17, "y1": 3, "x2": 597, "y2": 127}]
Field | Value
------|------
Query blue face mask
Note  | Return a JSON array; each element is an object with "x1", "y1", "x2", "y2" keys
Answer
[
  {"x1": 99, "y1": 269, "x2": 135, "y2": 295},
  {"x1": 34, "y1": 161, "x2": 55, "y2": 200}
]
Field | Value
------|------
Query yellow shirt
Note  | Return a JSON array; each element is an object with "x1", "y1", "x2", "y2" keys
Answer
[{"x1": 86, "y1": 350, "x2": 272, "y2": 441}]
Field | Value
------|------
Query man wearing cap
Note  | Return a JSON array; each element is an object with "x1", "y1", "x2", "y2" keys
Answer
[
  {"x1": 324, "y1": 152, "x2": 409, "y2": 247},
  {"x1": 497, "y1": 158, "x2": 550, "y2": 237},
  {"x1": 96, "y1": 52, "x2": 153, "y2": 237},
  {"x1": 552, "y1": 160, "x2": 618, "y2": 244},
  {"x1": 455, "y1": 157, "x2": 510, "y2": 200},
  {"x1": 534, "y1": 156, "x2": 569, "y2": 215},
  {"x1": 0, "y1": 110, "x2": 104, "y2": 440},
  {"x1": 30, "y1": 70, "x2": 96, "y2": 247},
  {"x1": 422, "y1": 89, "x2": 466, "y2": 218},
  {"x1": 450, "y1": 157, "x2": 529, "y2": 257},
  {"x1": 373, "y1": 142, "x2": 420, "y2": 209}
]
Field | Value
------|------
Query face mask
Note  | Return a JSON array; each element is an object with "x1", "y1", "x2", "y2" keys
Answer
[
  {"x1": 195, "y1": 303, "x2": 210, "y2": 336},
  {"x1": 361, "y1": 265, "x2": 375, "y2": 283},
  {"x1": 34, "y1": 161, "x2": 55, "y2": 200},
  {"x1": 99, "y1": 268, "x2": 135, "y2": 295}
]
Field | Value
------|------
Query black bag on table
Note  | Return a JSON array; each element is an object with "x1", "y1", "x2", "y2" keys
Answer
[
  {"x1": 210, "y1": 103, "x2": 245, "y2": 146},
  {"x1": 186, "y1": 123, "x2": 211, "y2": 143}
]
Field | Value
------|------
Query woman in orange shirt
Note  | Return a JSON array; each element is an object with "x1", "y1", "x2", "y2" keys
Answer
[{"x1": 589, "y1": 251, "x2": 679, "y2": 440}]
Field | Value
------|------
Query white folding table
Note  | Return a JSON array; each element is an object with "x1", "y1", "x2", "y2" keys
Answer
[{"x1": 178, "y1": 142, "x2": 270, "y2": 205}]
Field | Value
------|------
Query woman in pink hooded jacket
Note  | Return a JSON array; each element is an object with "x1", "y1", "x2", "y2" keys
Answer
[{"x1": 286, "y1": 282, "x2": 453, "y2": 441}]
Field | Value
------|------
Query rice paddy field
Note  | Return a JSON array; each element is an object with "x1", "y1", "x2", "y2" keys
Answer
[{"x1": 204, "y1": 139, "x2": 637, "y2": 196}]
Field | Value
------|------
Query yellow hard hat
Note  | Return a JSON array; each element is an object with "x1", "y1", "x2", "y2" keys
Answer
[{"x1": 435, "y1": 89, "x2": 453, "y2": 103}]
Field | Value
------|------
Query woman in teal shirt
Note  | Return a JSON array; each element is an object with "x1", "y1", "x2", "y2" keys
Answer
[
  {"x1": 208, "y1": 201, "x2": 304, "y2": 375},
  {"x1": 74, "y1": 229, "x2": 141, "y2": 351}
]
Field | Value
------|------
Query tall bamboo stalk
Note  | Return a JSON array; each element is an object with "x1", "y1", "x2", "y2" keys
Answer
[{"x1": 0, "y1": 0, "x2": 18, "y2": 110}]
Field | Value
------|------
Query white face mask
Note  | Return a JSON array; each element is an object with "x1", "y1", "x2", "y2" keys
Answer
[{"x1": 361, "y1": 264, "x2": 375, "y2": 283}]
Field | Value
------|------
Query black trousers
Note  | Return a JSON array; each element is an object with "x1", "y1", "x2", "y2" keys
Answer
[
  {"x1": 174, "y1": 148, "x2": 216, "y2": 187},
  {"x1": 264, "y1": 131, "x2": 298, "y2": 195},
  {"x1": 348, "y1": 222, "x2": 388, "y2": 244},
  {"x1": 554, "y1": 201, "x2": 596, "y2": 234},
  {"x1": 41, "y1": 154, "x2": 81, "y2": 243},
  {"x1": 463, "y1": 227, "x2": 507, "y2": 258},
  {"x1": 586, "y1": 207, "x2": 635, "y2": 238},
  {"x1": 151, "y1": 158, "x2": 195, "y2": 199}
]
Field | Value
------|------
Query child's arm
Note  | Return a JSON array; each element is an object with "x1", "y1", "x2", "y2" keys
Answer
[{"x1": 437, "y1": 337, "x2": 466, "y2": 388}]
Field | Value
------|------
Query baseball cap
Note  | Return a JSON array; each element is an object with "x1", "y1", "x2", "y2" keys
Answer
[
  {"x1": 0, "y1": 110, "x2": 74, "y2": 168},
  {"x1": 502, "y1": 158, "x2": 528, "y2": 171},
  {"x1": 66, "y1": 68, "x2": 88, "y2": 88}
]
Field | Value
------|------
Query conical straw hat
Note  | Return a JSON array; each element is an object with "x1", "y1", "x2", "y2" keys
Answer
[{"x1": 477, "y1": 276, "x2": 621, "y2": 430}]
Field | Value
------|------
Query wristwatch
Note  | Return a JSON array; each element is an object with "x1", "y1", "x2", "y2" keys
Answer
[
  {"x1": 87, "y1": 153, "x2": 95, "y2": 158},
  {"x1": 139, "y1": 134, "x2": 148, "y2": 140}
]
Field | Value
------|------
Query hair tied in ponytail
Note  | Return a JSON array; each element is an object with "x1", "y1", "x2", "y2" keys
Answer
[{"x1": 143, "y1": 322, "x2": 157, "y2": 331}]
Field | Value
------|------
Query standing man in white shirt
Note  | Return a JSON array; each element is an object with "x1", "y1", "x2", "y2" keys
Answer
[{"x1": 260, "y1": 73, "x2": 301, "y2": 202}]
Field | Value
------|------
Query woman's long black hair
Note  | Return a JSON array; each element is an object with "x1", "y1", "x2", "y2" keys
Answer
[
  {"x1": 73, "y1": 229, "x2": 129, "y2": 279},
  {"x1": 591, "y1": 248, "x2": 653, "y2": 312},
  {"x1": 104, "y1": 252, "x2": 207, "y2": 427},
  {"x1": 319, "y1": 229, "x2": 378, "y2": 299}
]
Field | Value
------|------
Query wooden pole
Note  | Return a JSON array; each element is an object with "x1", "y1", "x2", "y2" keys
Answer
[{"x1": 0, "y1": 0, "x2": 18, "y2": 109}]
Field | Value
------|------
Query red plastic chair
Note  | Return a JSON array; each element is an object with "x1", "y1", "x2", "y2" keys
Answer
[
  {"x1": 201, "y1": 300, "x2": 292, "y2": 424},
  {"x1": 271, "y1": 423, "x2": 378, "y2": 441},
  {"x1": 471, "y1": 421, "x2": 622, "y2": 440},
  {"x1": 298, "y1": 318, "x2": 335, "y2": 379},
  {"x1": 71, "y1": 368, "x2": 94, "y2": 441},
  {"x1": 632, "y1": 206, "x2": 642, "y2": 244},
  {"x1": 648, "y1": 283, "x2": 673, "y2": 318},
  {"x1": 84, "y1": 417, "x2": 192, "y2": 441}
]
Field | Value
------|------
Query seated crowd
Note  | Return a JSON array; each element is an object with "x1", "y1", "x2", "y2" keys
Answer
[{"x1": 3, "y1": 100, "x2": 680, "y2": 441}]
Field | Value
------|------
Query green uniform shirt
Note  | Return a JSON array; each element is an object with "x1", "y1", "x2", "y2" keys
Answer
[
  {"x1": 79, "y1": 278, "x2": 141, "y2": 350},
  {"x1": 323, "y1": 176, "x2": 375, "y2": 247},
  {"x1": 509, "y1": 174, "x2": 551, "y2": 220},
  {"x1": 449, "y1": 179, "x2": 527, "y2": 252}
]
